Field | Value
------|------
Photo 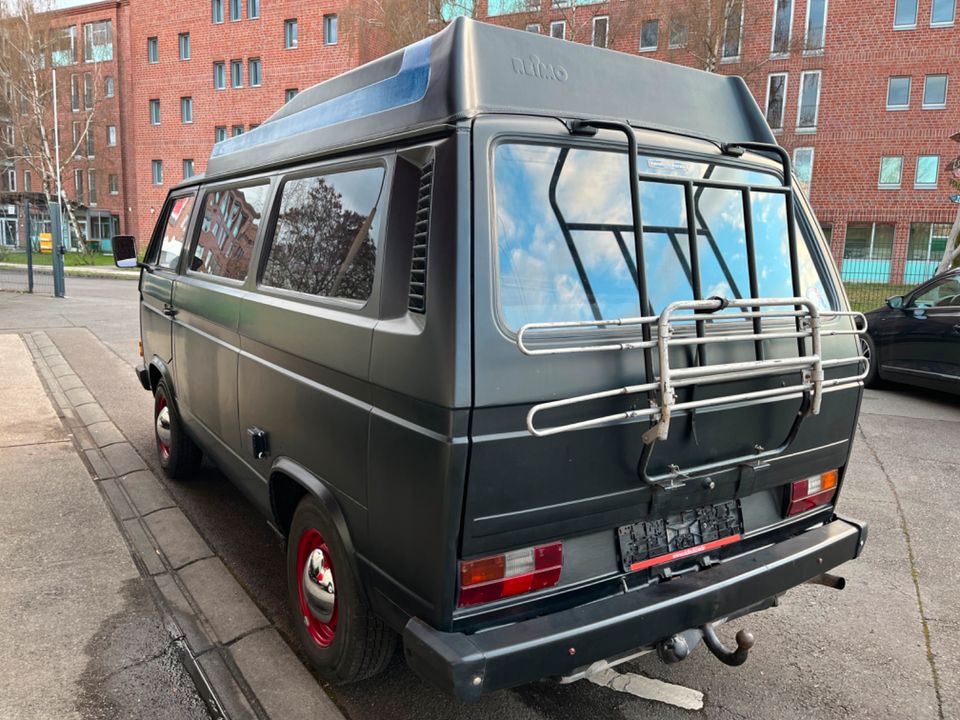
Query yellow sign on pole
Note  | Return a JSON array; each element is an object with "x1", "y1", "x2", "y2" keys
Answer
[{"x1": 38, "y1": 232, "x2": 52, "y2": 254}]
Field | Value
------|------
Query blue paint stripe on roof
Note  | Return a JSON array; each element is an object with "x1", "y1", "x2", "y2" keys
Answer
[{"x1": 210, "y1": 37, "x2": 433, "y2": 160}]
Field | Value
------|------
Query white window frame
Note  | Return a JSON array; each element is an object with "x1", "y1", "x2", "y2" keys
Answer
[
  {"x1": 592, "y1": 15, "x2": 609, "y2": 48},
  {"x1": 105, "y1": 76, "x2": 115, "y2": 98},
  {"x1": 212, "y1": 0, "x2": 224, "y2": 24},
  {"x1": 721, "y1": 3, "x2": 745, "y2": 61},
  {"x1": 931, "y1": 0, "x2": 956, "y2": 26},
  {"x1": 803, "y1": 0, "x2": 828, "y2": 53},
  {"x1": 215, "y1": 126, "x2": 227, "y2": 143},
  {"x1": 214, "y1": 62, "x2": 225, "y2": 90},
  {"x1": 147, "y1": 36, "x2": 158, "y2": 64},
  {"x1": 231, "y1": 60, "x2": 243, "y2": 88},
  {"x1": 285, "y1": 88, "x2": 298, "y2": 102},
  {"x1": 152, "y1": 160, "x2": 163, "y2": 186},
  {"x1": 878, "y1": 156, "x2": 903, "y2": 189},
  {"x1": 525, "y1": 23, "x2": 541, "y2": 33},
  {"x1": 324, "y1": 14, "x2": 338, "y2": 45},
  {"x1": 668, "y1": 20, "x2": 688, "y2": 49},
  {"x1": 284, "y1": 19, "x2": 298, "y2": 49},
  {"x1": 74, "y1": 168, "x2": 83, "y2": 201},
  {"x1": 249, "y1": 58, "x2": 261, "y2": 87},
  {"x1": 229, "y1": 0, "x2": 242, "y2": 22},
  {"x1": 6, "y1": 168, "x2": 16, "y2": 193},
  {"x1": 796, "y1": 69, "x2": 821, "y2": 132},
  {"x1": 894, "y1": 0, "x2": 918, "y2": 28},
  {"x1": 764, "y1": 72, "x2": 788, "y2": 130},
  {"x1": 914, "y1": 155, "x2": 940, "y2": 189},
  {"x1": 886, "y1": 76, "x2": 912, "y2": 110},
  {"x1": 248, "y1": 0, "x2": 260, "y2": 20},
  {"x1": 181, "y1": 96, "x2": 193, "y2": 124},
  {"x1": 922, "y1": 74, "x2": 948, "y2": 109},
  {"x1": 183, "y1": 159, "x2": 195, "y2": 179},
  {"x1": 109, "y1": 174, "x2": 119, "y2": 195},
  {"x1": 88, "y1": 170, "x2": 97, "y2": 206},
  {"x1": 793, "y1": 147, "x2": 815, "y2": 195},
  {"x1": 770, "y1": 0, "x2": 794, "y2": 57},
  {"x1": 107, "y1": 125, "x2": 117, "y2": 146},
  {"x1": 24, "y1": 170, "x2": 32, "y2": 193},
  {"x1": 550, "y1": 21, "x2": 565, "y2": 40},
  {"x1": 179, "y1": 32, "x2": 190, "y2": 61},
  {"x1": 640, "y1": 19, "x2": 659, "y2": 51},
  {"x1": 149, "y1": 99, "x2": 160, "y2": 125}
]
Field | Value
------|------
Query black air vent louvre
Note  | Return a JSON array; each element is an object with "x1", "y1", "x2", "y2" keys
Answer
[{"x1": 408, "y1": 161, "x2": 434, "y2": 313}]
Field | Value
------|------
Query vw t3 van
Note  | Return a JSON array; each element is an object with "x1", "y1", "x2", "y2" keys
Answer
[{"x1": 115, "y1": 18, "x2": 869, "y2": 699}]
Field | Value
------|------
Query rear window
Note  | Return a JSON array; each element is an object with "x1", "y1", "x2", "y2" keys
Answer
[
  {"x1": 492, "y1": 143, "x2": 830, "y2": 330},
  {"x1": 190, "y1": 183, "x2": 269, "y2": 281}
]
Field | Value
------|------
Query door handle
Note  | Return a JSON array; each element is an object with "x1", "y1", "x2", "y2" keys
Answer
[{"x1": 162, "y1": 304, "x2": 178, "y2": 317}]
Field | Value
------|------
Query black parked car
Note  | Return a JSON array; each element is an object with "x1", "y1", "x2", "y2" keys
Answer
[{"x1": 863, "y1": 269, "x2": 960, "y2": 393}]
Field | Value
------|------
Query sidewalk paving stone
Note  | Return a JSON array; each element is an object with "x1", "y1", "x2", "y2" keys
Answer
[
  {"x1": 83, "y1": 448, "x2": 115, "y2": 480},
  {"x1": 179, "y1": 557, "x2": 269, "y2": 644},
  {"x1": 197, "y1": 651, "x2": 258, "y2": 720},
  {"x1": 120, "y1": 470, "x2": 176, "y2": 516},
  {"x1": 75, "y1": 400, "x2": 109, "y2": 425},
  {"x1": 121, "y1": 518, "x2": 166, "y2": 575},
  {"x1": 87, "y1": 420, "x2": 125, "y2": 448},
  {"x1": 155, "y1": 573, "x2": 214, "y2": 655},
  {"x1": 65, "y1": 386, "x2": 96, "y2": 406},
  {"x1": 144, "y1": 508, "x2": 214, "y2": 569},
  {"x1": 101, "y1": 441, "x2": 147, "y2": 476},
  {"x1": 100, "y1": 478, "x2": 137, "y2": 521},
  {"x1": 231, "y1": 628, "x2": 344, "y2": 720}
]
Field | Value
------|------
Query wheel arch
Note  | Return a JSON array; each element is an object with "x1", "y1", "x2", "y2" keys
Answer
[{"x1": 146, "y1": 356, "x2": 173, "y2": 395}]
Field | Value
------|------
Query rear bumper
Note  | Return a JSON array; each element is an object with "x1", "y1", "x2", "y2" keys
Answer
[
  {"x1": 403, "y1": 516, "x2": 867, "y2": 699},
  {"x1": 135, "y1": 363, "x2": 151, "y2": 391}
]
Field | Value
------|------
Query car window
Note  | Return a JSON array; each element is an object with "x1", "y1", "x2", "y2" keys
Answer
[
  {"x1": 260, "y1": 166, "x2": 384, "y2": 302},
  {"x1": 147, "y1": 195, "x2": 195, "y2": 271},
  {"x1": 912, "y1": 277, "x2": 960, "y2": 308},
  {"x1": 190, "y1": 184, "x2": 269, "y2": 281}
]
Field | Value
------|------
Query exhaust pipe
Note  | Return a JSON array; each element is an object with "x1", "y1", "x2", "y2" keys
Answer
[{"x1": 807, "y1": 572, "x2": 846, "y2": 590}]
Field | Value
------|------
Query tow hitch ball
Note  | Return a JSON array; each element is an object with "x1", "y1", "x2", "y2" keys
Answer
[{"x1": 656, "y1": 624, "x2": 755, "y2": 667}]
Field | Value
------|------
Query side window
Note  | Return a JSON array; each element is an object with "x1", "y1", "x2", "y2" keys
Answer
[
  {"x1": 190, "y1": 183, "x2": 269, "y2": 281},
  {"x1": 912, "y1": 277, "x2": 960, "y2": 308},
  {"x1": 261, "y1": 166, "x2": 385, "y2": 302},
  {"x1": 146, "y1": 194, "x2": 196, "y2": 271}
]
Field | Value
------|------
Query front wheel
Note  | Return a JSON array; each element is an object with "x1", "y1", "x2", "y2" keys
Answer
[
  {"x1": 861, "y1": 334, "x2": 881, "y2": 388},
  {"x1": 286, "y1": 495, "x2": 396, "y2": 684},
  {"x1": 154, "y1": 379, "x2": 202, "y2": 479}
]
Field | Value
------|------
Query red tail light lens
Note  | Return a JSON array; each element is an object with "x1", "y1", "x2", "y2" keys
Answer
[
  {"x1": 458, "y1": 543, "x2": 563, "y2": 607},
  {"x1": 786, "y1": 469, "x2": 838, "y2": 516}
]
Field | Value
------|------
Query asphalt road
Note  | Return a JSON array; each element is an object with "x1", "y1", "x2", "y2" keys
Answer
[{"x1": 5, "y1": 276, "x2": 956, "y2": 720}]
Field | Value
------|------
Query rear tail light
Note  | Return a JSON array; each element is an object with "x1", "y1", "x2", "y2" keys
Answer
[
  {"x1": 458, "y1": 543, "x2": 563, "y2": 607},
  {"x1": 786, "y1": 469, "x2": 838, "y2": 517}
]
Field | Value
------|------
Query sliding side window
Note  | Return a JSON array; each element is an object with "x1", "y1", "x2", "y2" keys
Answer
[{"x1": 190, "y1": 183, "x2": 270, "y2": 281}]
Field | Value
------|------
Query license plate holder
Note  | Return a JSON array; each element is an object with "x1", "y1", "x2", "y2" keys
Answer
[{"x1": 617, "y1": 500, "x2": 743, "y2": 573}]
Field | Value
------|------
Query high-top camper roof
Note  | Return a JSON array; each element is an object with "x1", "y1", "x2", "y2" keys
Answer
[{"x1": 203, "y1": 17, "x2": 775, "y2": 181}]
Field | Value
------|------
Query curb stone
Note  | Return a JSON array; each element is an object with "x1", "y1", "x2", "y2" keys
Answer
[{"x1": 24, "y1": 330, "x2": 348, "y2": 720}]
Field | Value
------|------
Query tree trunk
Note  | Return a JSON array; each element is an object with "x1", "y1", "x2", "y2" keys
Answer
[{"x1": 937, "y1": 204, "x2": 960, "y2": 274}]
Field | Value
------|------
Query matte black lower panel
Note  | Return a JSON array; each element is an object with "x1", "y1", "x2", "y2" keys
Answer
[{"x1": 403, "y1": 516, "x2": 866, "y2": 699}]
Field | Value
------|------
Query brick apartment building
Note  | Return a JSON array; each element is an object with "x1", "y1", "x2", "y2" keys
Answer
[{"x1": 2, "y1": 0, "x2": 957, "y2": 291}]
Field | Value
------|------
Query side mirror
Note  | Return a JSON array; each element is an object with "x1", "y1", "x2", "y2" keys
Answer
[
  {"x1": 886, "y1": 295, "x2": 904, "y2": 310},
  {"x1": 112, "y1": 235, "x2": 139, "y2": 269}
]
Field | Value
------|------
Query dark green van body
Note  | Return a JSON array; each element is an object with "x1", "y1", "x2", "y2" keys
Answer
[{"x1": 133, "y1": 18, "x2": 867, "y2": 698}]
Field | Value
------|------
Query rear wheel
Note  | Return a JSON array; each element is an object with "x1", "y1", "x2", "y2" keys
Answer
[
  {"x1": 861, "y1": 334, "x2": 881, "y2": 388},
  {"x1": 286, "y1": 495, "x2": 396, "y2": 684},
  {"x1": 154, "y1": 379, "x2": 202, "y2": 479}
]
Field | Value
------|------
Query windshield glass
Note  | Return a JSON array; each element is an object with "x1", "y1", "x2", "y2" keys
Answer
[{"x1": 493, "y1": 143, "x2": 831, "y2": 330}]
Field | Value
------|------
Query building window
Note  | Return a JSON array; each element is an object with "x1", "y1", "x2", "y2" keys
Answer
[
  {"x1": 668, "y1": 20, "x2": 688, "y2": 48},
  {"x1": 149, "y1": 99, "x2": 160, "y2": 125},
  {"x1": 52, "y1": 26, "x2": 77, "y2": 66},
  {"x1": 72, "y1": 120, "x2": 81, "y2": 146},
  {"x1": 894, "y1": 0, "x2": 918, "y2": 27},
  {"x1": 74, "y1": 169, "x2": 83, "y2": 204},
  {"x1": 105, "y1": 76, "x2": 115, "y2": 98},
  {"x1": 179, "y1": 33, "x2": 191, "y2": 60},
  {"x1": 248, "y1": 0, "x2": 260, "y2": 19},
  {"x1": 640, "y1": 20, "x2": 659, "y2": 51},
  {"x1": 922, "y1": 74, "x2": 948, "y2": 108},
  {"x1": 886, "y1": 76, "x2": 911, "y2": 109},
  {"x1": 232, "y1": 124, "x2": 244, "y2": 137},
  {"x1": 86, "y1": 128, "x2": 94, "y2": 157},
  {"x1": 109, "y1": 174, "x2": 119, "y2": 194},
  {"x1": 231, "y1": 60, "x2": 243, "y2": 88},
  {"x1": 249, "y1": 58, "x2": 261, "y2": 87},
  {"x1": 214, "y1": 62, "x2": 226, "y2": 89},
  {"x1": 230, "y1": 0, "x2": 241, "y2": 22},
  {"x1": 215, "y1": 126, "x2": 227, "y2": 142},
  {"x1": 83, "y1": 20, "x2": 113, "y2": 62},
  {"x1": 525, "y1": 24, "x2": 541, "y2": 33},
  {"x1": 804, "y1": 0, "x2": 827, "y2": 51},
  {"x1": 83, "y1": 72, "x2": 92, "y2": 110},
  {"x1": 107, "y1": 125, "x2": 117, "y2": 146},
  {"x1": 285, "y1": 88, "x2": 298, "y2": 102},
  {"x1": 152, "y1": 160, "x2": 163, "y2": 185},
  {"x1": 771, "y1": 0, "x2": 793, "y2": 55},
  {"x1": 765, "y1": 73, "x2": 788, "y2": 130},
  {"x1": 147, "y1": 36, "x2": 158, "y2": 64},
  {"x1": 181, "y1": 97, "x2": 193, "y2": 124},
  {"x1": 793, "y1": 147, "x2": 814, "y2": 195},
  {"x1": 212, "y1": 0, "x2": 224, "y2": 23},
  {"x1": 722, "y1": 1, "x2": 744, "y2": 59},
  {"x1": 796, "y1": 70, "x2": 821, "y2": 131},
  {"x1": 183, "y1": 159, "x2": 195, "y2": 179},
  {"x1": 24, "y1": 170, "x2": 32, "y2": 193},
  {"x1": 3, "y1": 167, "x2": 15, "y2": 193},
  {"x1": 932, "y1": 0, "x2": 956, "y2": 25},
  {"x1": 324, "y1": 14, "x2": 338, "y2": 44},
  {"x1": 285, "y1": 19, "x2": 298, "y2": 48},
  {"x1": 878, "y1": 156, "x2": 903, "y2": 188},
  {"x1": 915, "y1": 155, "x2": 940, "y2": 188},
  {"x1": 592, "y1": 16, "x2": 608, "y2": 48},
  {"x1": 908, "y1": 223, "x2": 950, "y2": 264},
  {"x1": 70, "y1": 74, "x2": 80, "y2": 111},
  {"x1": 550, "y1": 21, "x2": 565, "y2": 39},
  {"x1": 88, "y1": 171, "x2": 97, "y2": 206},
  {"x1": 844, "y1": 223, "x2": 894, "y2": 265}
]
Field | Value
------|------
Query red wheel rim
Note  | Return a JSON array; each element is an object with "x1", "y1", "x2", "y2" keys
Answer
[
  {"x1": 156, "y1": 395, "x2": 171, "y2": 459},
  {"x1": 296, "y1": 528, "x2": 338, "y2": 647}
]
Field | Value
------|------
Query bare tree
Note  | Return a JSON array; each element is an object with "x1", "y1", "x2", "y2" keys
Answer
[
  {"x1": 0, "y1": 0, "x2": 109, "y2": 257},
  {"x1": 345, "y1": 0, "x2": 474, "y2": 62},
  {"x1": 494, "y1": 0, "x2": 642, "y2": 48},
  {"x1": 937, "y1": 155, "x2": 960, "y2": 273}
]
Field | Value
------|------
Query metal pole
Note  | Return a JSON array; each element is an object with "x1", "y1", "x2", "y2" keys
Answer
[
  {"x1": 25, "y1": 200, "x2": 33, "y2": 294},
  {"x1": 51, "y1": 69, "x2": 66, "y2": 297}
]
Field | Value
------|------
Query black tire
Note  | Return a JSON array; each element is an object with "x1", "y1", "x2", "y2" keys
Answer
[
  {"x1": 861, "y1": 334, "x2": 881, "y2": 388},
  {"x1": 286, "y1": 495, "x2": 396, "y2": 684},
  {"x1": 154, "y1": 379, "x2": 202, "y2": 479}
]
